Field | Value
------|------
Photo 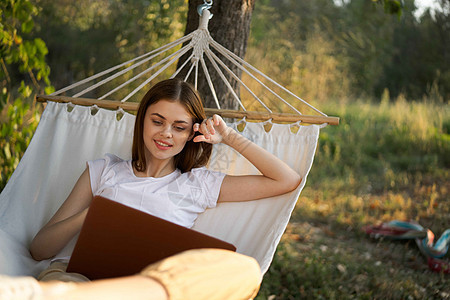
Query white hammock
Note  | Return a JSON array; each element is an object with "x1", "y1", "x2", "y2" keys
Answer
[
  {"x1": 0, "y1": 4, "x2": 336, "y2": 278},
  {"x1": 0, "y1": 102, "x2": 320, "y2": 277}
]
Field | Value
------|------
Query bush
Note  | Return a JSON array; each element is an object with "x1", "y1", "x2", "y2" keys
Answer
[{"x1": 0, "y1": 98, "x2": 40, "y2": 191}]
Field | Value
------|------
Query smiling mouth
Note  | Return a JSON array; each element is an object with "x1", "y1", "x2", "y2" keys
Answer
[{"x1": 155, "y1": 140, "x2": 172, "y2": 148}]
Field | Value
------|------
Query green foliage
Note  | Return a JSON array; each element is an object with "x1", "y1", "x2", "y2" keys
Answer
[
  {"x1": 0, "y1": 0, "x2": 54, "y2": 104},
  {"x1": 33, "y1": 0, "x2": 187, "y2": 99},
  {"x1": 372, "y1": 0, "x2": 404, "y2": 17},
  {"x1": 247, "y1": 1, "x2": 351, "y2": 104},
  {"x1": 0, "y1": 0, "x2": 53, "y2": 191},
  {"x1": 0, "y1": 99, "x2": 40, "y2": 190},
  {"x1": 249, "y1": 0, "x2": 450, "y2": 101}
]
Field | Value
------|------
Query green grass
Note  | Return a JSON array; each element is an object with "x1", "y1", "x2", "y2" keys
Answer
[{"x1": 256, "y1": 98, "x2": 449, "y2": 299}]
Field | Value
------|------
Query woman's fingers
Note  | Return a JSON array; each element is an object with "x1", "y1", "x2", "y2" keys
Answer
[
  {"x1": 193, "y1": 135, "x2": 207, "y2": 143},
  {"x1": 213, "y1": 114, "x2": 221, "y2": 126},
  {"x1": 206, "y1": 118, "x2": 215, "y2": 135},
  {"x1": 193, "y1": 115, "x2": 226, "y2": 144},
  {"x1": 192, "y1": 122, "x2": 209, "y2": 142},
  {"x1": 198, "y1": 118, "x2": 215, "y2": 137},
  {"x1": 200, "y1": 120, "x2": 210, "y2": 139},
  {"x1": 193, "y1": 123, "x2": 200, "y2": 132}
]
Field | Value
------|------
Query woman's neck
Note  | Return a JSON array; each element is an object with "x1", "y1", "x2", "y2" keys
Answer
[{"x1": 134, "y1": 157, "x2": 176, "y2": 178}]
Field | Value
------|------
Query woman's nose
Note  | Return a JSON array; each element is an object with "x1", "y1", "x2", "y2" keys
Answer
[{"x1": 160, "y1": 125, "x2": 172, "y2": 137}]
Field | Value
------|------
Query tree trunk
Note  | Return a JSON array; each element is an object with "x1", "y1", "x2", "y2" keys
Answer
[{"x1": 176, "y1": 0, "x2": 256, "y2": 110}]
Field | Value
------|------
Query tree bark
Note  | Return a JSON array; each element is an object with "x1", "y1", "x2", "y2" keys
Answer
[{"x1": 176, "y1": 0, "x2": 256, "y2": 110}]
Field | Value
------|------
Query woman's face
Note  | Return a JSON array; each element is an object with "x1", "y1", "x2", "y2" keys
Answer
[{"x1": 142, "y1": 99, "x2": 194, "y2": 163}]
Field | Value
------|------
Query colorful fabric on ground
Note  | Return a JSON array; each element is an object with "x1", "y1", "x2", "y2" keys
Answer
[{"x1": 363, "y1": 220, "x2": 450, "y2": 274}]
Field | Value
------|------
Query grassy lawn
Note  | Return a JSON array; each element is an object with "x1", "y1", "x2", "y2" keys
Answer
[{"x1": 256, "y1": 98, "x2": 450, "y2": 299}]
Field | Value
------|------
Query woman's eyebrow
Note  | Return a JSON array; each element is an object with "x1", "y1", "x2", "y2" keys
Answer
[
  {"x1": 151, "y1": 113, "x2": 166, "y2": 119},
  {"x1": 151, "y1": 113, "x2": 190, "y2": 124}
]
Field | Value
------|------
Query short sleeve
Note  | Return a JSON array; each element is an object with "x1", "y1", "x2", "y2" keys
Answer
[
  {"x1": 190, "y1": 167, "x2": 226, "y2": 209},
  {"x1": 87, "y1": 158, "x2": 107, "y2": 195},
  {"x1": 87, "y1": 153, "x2": 125, "y2": 195}
]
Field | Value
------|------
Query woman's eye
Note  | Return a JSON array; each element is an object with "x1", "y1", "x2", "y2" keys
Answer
[
  {"x1": 175, "y1": 126, "x2": 186, "y2": 131},
  {"x1": 152, "y1": 120, "x2": 162, "y2": 125}
]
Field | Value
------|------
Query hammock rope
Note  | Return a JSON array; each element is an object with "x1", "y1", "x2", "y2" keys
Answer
[
  {"x1": 53, "y1": 32, "x2": 195, "y2": 98},
  {"x1": 98, "y1": 44, "x2": 192, "y2": 100},
  {"x1": 37, "y1": 3, "x2": 339, "y2": 125},
  {"x1": 208, "y1": 38, "x2": 323, "y2": 116},
  {"x1": 206, "y1": 49, "x2": 271, "y2": 112},
  {"x1": 120, "y1": 44, "x2": 194, "y2": 102}
]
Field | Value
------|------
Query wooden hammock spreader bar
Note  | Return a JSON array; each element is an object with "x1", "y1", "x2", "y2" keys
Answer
[
  {"x1": 36, "y1": 95, "x2": 340, "y2": 125},
  {"x1": 36, "y1": 95, "x2": 139, "y2": 111}
]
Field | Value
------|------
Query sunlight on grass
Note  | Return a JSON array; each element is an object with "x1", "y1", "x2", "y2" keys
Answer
[
  {"x1": 300, "y1": 95, "x2": 449, "y2": 232},
  {"x1": 256, "y1": 96, "x2": 449, "y2": 299}
]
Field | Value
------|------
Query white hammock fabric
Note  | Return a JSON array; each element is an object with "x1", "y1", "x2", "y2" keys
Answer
[{"x1": 0, "y1": 101, "x2": 320, "y2": 277}]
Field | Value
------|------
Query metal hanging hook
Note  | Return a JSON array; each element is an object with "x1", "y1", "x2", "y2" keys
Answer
[{"x1": 197, "y1": 0, "x2": 213, "y2": 19}]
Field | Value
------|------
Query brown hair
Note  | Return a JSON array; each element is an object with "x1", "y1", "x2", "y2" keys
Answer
[{"x1": 132, "y1": 78, "x2": 212, "y2": 173}]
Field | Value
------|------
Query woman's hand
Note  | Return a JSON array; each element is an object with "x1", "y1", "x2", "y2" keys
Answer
[
  {"x1": 193, "y1": 114, "x2": 301, "y2": 203},
  {"x1": 192, "y1": 114, "x2": 232, "y2": 144}
]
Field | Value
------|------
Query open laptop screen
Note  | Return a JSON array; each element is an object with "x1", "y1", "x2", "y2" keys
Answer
[{"x1": 66, "y1": 196, "x2": 236, "y2": 280}]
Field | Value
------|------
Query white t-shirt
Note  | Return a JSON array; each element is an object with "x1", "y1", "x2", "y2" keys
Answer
[{"x1": 88, "y1": 154, "x2": 226, "y2": 228}]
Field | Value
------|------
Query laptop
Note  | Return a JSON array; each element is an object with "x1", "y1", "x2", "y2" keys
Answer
[{"x1": 66, "y1": 196, "x2": 236, "y2": 280}]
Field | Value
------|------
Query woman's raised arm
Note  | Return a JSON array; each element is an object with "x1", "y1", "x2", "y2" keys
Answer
[
  {"x1": 193, "y1": 115, "x2": 302, "y2": 203},
  {"x1": 29, "y1": 168, "x2": 93, "y2": 261}
]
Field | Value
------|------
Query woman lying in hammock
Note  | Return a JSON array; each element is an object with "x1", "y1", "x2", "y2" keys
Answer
[{"x1": 26, "y1": 78, "x2": 301, "y2": 298}]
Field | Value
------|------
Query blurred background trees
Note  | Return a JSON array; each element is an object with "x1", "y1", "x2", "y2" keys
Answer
[
  {"x1": 33, "y1": 0, "x2": 187, "y2": 91},
  {"x1": 0, "y1": 0, "x2": 53, "y2": 188},
  {"x1": 7, "y1": 0, "x2": 448, "y2": 104},
  {"x1": 1, "y1": 0, "x2": 449, "y2": 190},
  {"x1": 247, "y1": 0, "x2": 449, "y2": 103}
]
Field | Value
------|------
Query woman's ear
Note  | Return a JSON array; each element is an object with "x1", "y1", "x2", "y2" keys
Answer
[{"x1": 188, "y1": 129, "x2": 195, "y2": 141}]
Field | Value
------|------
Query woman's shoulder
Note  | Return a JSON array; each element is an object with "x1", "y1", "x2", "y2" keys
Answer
[
  {"x1": 89, "y1": 153, "x2": 129, "y2": 172},
  {"x1": 185, "y1": 166, "x2": 226, "y2": 181},
  {"x1": 186, "y1": 166, "x2": 209, "y2": 176},
  {"x1": 104, "y1": 153, "x2": 127, "y2": 164}
]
